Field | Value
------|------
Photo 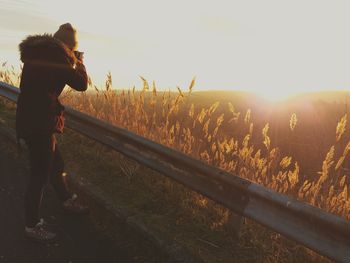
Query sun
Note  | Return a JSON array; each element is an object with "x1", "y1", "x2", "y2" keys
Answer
[{"x1": 254, "y1": 89, "x2": 296, "y2": 103}]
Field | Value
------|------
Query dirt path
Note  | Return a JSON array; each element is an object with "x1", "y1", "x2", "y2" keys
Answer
[{"x1": 0, "y1": 134, "x2": 170, "y2": 263}]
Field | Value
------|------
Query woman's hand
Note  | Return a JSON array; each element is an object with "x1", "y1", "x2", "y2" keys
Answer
[
  {"x1": 74, "y1": 51, "x2": 84, "y2": 63},
  {"x1": 75, "y1": 61, "x2": 86, "y2": 72},
  {"x1": 74, "y1": 61, "x2": 87, "y2": 77}
]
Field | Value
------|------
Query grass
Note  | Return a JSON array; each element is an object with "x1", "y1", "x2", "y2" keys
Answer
[
  {"x1": 58, "y1": 74, "x2": 350, "y2": 221},
  {"x1": 1, "y1": 62, "x2": 347, "y2": 262}
]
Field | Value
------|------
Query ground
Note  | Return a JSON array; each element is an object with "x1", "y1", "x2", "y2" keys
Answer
[{"x1": 0, "y1": 132, "x2": 170, "y2": 263}]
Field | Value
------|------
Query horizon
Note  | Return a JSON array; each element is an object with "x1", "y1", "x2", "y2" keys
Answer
[{"x1": 82, "y1": 84, "x2": 350, "y2": 105}]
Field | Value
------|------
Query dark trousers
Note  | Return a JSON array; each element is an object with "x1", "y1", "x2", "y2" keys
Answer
[{"x1": 24, "y1": 134, "x2": 72, "y2": 227}]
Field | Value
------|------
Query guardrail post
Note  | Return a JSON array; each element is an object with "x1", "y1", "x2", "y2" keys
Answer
[{"x1": 226, "y1": 212, "x2": 243, "y2": 241}]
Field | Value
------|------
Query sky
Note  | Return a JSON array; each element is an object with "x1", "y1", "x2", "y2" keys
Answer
[{"x1": 1, "y1": 0, "x2": 350, "y2": 100}]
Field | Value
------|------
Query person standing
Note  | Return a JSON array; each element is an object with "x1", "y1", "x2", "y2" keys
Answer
[{"x1": 16, "y1": 23, "x2": 89, "y2": 242}]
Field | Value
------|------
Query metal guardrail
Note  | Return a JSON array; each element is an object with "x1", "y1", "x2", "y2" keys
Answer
[{"x1": 1, "y1": 81, "x2": 349, "y2": 263}]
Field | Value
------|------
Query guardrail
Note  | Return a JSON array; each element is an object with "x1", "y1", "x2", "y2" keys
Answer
[{"x1": 1, "y1": 81, "x2": 349, "y2": 263}]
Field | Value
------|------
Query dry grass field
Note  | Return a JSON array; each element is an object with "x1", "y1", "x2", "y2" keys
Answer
[
  {"x1": 59, "y1": 73, "x2": 350, "y2": 221},
  {"x1": 1, "y1": 62, "x2": 349, "y2": 262}
]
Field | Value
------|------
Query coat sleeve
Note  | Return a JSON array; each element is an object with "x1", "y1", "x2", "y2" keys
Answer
[{"x1": 58, "y1": 62, "x2": 88, "y2": 91}]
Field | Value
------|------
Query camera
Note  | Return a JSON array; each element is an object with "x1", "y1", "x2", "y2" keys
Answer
[{"x1": 74, "y1": 51, "x2": 84, "y2": 61}]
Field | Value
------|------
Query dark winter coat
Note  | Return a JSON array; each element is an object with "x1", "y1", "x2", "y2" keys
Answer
[{"x1": 16, "y1": 34, "x2": 88, "y2": 139}]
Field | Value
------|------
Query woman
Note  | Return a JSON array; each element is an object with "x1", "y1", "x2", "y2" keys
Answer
[{"x1": 16, "y1": 23, "x2": 89, "y2": 242}]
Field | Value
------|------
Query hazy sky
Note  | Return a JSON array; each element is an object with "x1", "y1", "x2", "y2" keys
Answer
[{"x1": 1, "y1": 0, "x2": 350, "y2": 100}]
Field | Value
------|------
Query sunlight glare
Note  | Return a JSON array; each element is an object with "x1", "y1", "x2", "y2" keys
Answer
[{"x1": 254, "y1": 88, "x2": 295, "y2": 102}]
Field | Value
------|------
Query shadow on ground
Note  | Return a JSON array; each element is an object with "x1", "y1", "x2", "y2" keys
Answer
[{"x1": 0, "y1": 135, "x2": 171, "y2": 263}]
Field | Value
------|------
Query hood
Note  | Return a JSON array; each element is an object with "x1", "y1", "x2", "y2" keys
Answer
[{"x1": 19, "y1": 34, "x2": 76, "y2": 65}]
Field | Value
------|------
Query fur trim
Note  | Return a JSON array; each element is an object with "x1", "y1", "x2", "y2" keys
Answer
[{"x1": 19, "y1": 34, "x2": 76, "y2": 65}]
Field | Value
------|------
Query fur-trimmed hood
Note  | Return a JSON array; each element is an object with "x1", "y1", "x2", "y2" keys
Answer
[{"x1": 19, "y1": 34, "x2": 76, "y2": 65}]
